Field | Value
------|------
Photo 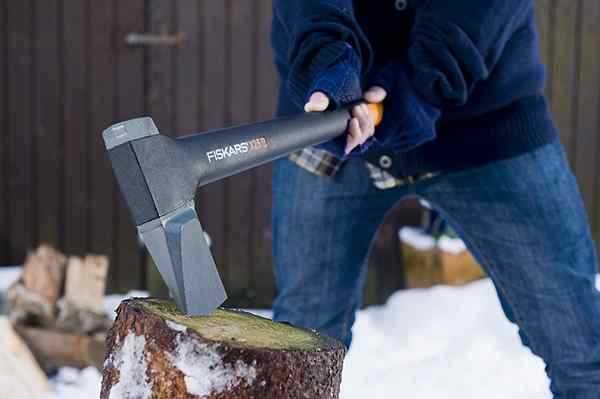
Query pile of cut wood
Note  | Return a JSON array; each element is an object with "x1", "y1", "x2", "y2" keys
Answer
[{"x1": 4, "y1": 245, "x2": 111, "y2": 375}]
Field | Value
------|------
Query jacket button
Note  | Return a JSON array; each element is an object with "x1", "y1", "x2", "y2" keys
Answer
[
  {"x1": 395, "y1": 0, "x2": 408, "y2": 11},
  {"x1": 379, "y1": 155, "x2": 393, "y2": 169}
]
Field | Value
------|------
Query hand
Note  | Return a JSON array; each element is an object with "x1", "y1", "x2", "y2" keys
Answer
[{"x1": 304, "y1": 86, "x2": 387, "y2": 154}]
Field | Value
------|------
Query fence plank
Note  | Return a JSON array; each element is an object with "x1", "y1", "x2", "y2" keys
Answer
[
  {"x1": 88, "y1": 2, "x2": 116, "y2": 267},
  {"x1": 34, "y1": 0, "x2": 61, "y2": 250},
  {"x1": 147, "y1": 0, "x2": 175, "y2": 132},
  {"x1": 252, "y1": 0, "x2": 278, "y2": 307},
  {"x1": 115, "y1": 0, "x2": 146, "y2": 292},
  {"x1": 62, "y1": 0, "x2": 88, "y2": 255},
  {"x1": 535, "y1": 0, "x2": 552, "y2": 79},
  {"x1": 224, "y1": 0, "x2": 255, "y2": 306},
  {"x1": 574, "y1": 0, "x2": 600, "y2": 220},
  {"x1": 7, "y1": 0, "x2": 35, "y2": 262},
  {"x1": 0, "y1": 0, "x2": 7, "y2": 263},
  {"x1": 196, "y1": 0, "x2": 229, "y2": 290},
  {"x1": 549, "y1": 0, "x2": 580, "y2": 161},
  {"x1": 174, "y1": 0, "x2": 201, "y2": 135}
]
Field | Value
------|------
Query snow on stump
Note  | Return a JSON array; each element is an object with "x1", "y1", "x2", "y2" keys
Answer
[{"x1": 101, "y1": 298, "x2": 345, "y2": 399}]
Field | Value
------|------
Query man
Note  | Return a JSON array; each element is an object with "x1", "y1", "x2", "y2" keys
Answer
[{"x1": 270, "y1": 0, "x2": 600, "y2": 396}]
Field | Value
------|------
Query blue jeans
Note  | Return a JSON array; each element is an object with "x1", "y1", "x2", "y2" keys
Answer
[{"x1": 272, "y1": 138, "x2": 600, "y2": 398}]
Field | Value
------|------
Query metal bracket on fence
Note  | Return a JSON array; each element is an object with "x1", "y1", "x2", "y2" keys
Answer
[{"x1": 124, "y1": 32, "x2": 187, "y2": 48}]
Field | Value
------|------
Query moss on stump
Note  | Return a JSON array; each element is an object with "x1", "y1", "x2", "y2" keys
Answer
[{"x1": 100, "y1": 298, "x2": 345, "y2": 399}]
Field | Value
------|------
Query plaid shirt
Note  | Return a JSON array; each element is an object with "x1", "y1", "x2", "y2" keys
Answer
[{"x1": 289, "y1": 148, "x2": 415, "y2": 190}]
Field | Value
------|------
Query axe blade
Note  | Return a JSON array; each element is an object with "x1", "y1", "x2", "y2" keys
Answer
[{"x1": 139, "y1": 202, "x2": 227, "y2": 315}]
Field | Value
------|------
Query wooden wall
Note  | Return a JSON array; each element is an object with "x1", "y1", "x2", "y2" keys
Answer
[
  {"x1": 536, "y1": 0, "x2": 600, "y2": 250},
  {"x1": 1, "y1": 0, "x2": 600, "y2": 307},
  {"x1": 0, "y1": 0, "x2": 149, "y2": 293}
]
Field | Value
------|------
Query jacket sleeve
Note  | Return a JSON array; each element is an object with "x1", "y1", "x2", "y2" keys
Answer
[
  {"x1": 272, "y1": 0, "x2": 373, "y2": 108},
  {"x1": 369, "y1": 59, "x2": 440, "y2": 153},
  {"x1": 409, "y1": 0, "x2": 533, "y2": 107}
]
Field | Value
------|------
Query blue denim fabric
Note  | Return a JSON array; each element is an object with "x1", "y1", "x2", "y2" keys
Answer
[{"x1": 272, "y1": 138, "x2": 600, "y2": 398}]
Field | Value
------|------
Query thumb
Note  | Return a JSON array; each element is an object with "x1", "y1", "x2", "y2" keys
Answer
[
  {"x1": 364, "y1": 86, "x2": 387, "y2": 103},
  {"x1": 304, "y1": 92, "x2": 330, "y2": 112}
]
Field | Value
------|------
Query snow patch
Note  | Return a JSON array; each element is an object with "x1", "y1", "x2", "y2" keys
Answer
[
  {"x1": 0, "y1": 266, "x2": 21, "y2": 292},
  {"x1": 437, "y1": 235, "x2": 467, "y2": 254},
  {"x1": 166, "y1": 319, "x2": 188, "y2": 332},
  {"x1": 168, "y1": 337, "x2": 256, "y2": 396},
  {"x1": 45, "y1": 367, "x2": 102, "y2": 399},
  {"x1": 107, "y1": 332, "x2": 153, "y2": 399},
  {"x1": 340, "y1": 279, "x2": 552, "y2": 399},
  {"x1": 399, "y1": 227, "x2": 435, "y2": 250}
]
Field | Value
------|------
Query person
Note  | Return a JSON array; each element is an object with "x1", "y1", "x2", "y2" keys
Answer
[{"x1": 270, "y1": 0, "x2": 600, "y2": 397}]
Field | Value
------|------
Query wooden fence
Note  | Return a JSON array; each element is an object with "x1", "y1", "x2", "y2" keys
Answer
[{"x1": 1, "y1": 0, "x2": 600, "y2": 308}]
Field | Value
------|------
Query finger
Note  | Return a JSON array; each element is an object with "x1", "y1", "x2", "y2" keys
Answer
[
  {"x1": 353, "y1": 103, "x2": 374, "y2": 141},
  {"x1": 345, "y1": 118, "x2": 362, "y2": 154},
  {"x1": 351, "y1": 105, "x2": 369, "y2": 144},
  {"x1": 363, "y1": 86, "x2": 387, "y2": 103},
  {"x1": 304, "y1": 92, "x2": 330, "y2": 112},
  {"x1": 360, "y1": 103, "x2": 375, "y2": 138}
]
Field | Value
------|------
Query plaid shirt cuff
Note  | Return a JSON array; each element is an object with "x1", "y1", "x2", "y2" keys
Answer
[
  {"x1": 289, "y1": 147, "x2": 438, "y2": 191},
  {"x1": 289, "y1": 148, "x2": 343, "y2": 177}
]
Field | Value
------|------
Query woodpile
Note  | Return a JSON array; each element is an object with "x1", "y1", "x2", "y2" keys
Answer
[
  {"x1": 101, "y1": 298, "x2": 346, "y2": 399},
  {"x1": 5, "y1": 245, "x2": 111, "y2": 372},
  {"x1": 400, "y1": 228, "x2": 486, "y2": 288}
]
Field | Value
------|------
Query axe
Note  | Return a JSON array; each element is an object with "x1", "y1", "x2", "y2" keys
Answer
[{"x1": 103, "y1": 102, "x2": 383, "y2": 315}]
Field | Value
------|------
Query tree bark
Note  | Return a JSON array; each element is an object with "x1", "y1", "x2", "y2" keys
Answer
[{"x1": 101, "y1": 298, "x2": 345, "y2": 399}]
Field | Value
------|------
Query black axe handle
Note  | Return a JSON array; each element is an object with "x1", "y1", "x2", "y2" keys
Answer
[{"x1": 184, "y1": 102, "x2": 384, "y2": 187}]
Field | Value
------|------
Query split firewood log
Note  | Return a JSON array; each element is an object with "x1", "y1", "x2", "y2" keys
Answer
[
  {"x1": 101, "y1": 298, "x2": 345, "y2": 399},
  {"x1": 14, "y1": 325, "x2": 106, "y2": 373},
  {"x1": 0, "y1": 317, "x2": 50, "y2": 398},
  {"x1": 56, "y1": 299, "x2": 112, "y2": 334},
  {"x1": 21, "y1": 245, "x2": 67, "y2": 304},
  {"x1": 63, "y1": 254, "x2": 109, "y2": 313},
  {"x1": 7, "y1": 245, "x2": 67, "y2": 325}
]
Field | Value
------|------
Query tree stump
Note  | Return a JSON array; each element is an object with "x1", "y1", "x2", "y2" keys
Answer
[{"x1": 101, "y1": 299, "x2": 345, "y2": 399}]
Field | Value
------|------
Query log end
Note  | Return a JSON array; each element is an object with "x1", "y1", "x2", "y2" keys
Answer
[
  {"x1": 138, "y1": 298, "x2": 338, "y2": 351},
  {"x1": 101, "y1": 298, "x2": 345, "y2": 399}
]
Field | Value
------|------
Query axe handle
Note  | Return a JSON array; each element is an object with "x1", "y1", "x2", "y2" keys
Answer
[{"x1": 179, "y1": 102, "x2": 383, "y2": 187}]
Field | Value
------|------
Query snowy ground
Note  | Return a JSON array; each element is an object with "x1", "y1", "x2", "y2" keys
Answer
[{"x1": 0, "y1": 267, "x2": 563, "y2": 398}]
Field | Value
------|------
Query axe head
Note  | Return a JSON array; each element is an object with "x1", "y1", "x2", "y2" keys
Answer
[{"x1": 102, "y1": 118, "x2": 227, "y2": 315}]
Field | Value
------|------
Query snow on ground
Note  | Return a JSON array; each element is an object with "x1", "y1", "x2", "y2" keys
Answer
[
  {"x1": 341, "y1": 280, "x2": 551, "y2": 399},
  {"x1": 0, "y1": 267, "x2": 578, "y2": 398},
  {"x1": 0, "y1": 266, "x2": 21, "y2": 291}
]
